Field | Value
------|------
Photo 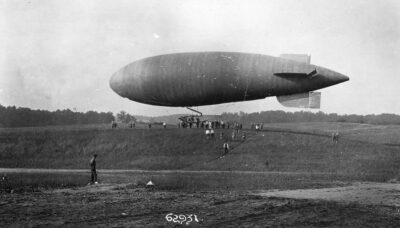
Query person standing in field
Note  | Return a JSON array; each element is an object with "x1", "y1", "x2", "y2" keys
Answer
[
  {"x1": 1, "y1": 174, "x2": 12, "y2": 193},
  {"x1": 332, "y1": 132, "x2": 339, "y2": 144},
  {"x1": 223, "y1": 142, "x2": 229, "y2": 156},
  {"x1": 90, "y1": 154, "x2": 98, "y2": 184},
  {"x1": 242, "y1": 133, "x2": 246, "y2": 141},
  {"x1": 335, "y1": 132, "x2": 339, "y2": 144},
  {"x1": 210, "y1": 129, "x2": 215, "y2": 138},
  {"x1": 205, "y1": 129, "x2": 210, "y2": 139}
]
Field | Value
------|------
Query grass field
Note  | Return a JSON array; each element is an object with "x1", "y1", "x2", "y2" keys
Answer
[
  {"x1": 1, "y1": 122, "x2": 400, "y2": 181},
  {"x1": 263, "y1": 122, "x2": 400, "y2": 145}
]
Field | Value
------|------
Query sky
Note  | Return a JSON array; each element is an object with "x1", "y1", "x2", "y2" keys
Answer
[{"x1": 1, "y1": 0, "x2": 399, "y2": 116}]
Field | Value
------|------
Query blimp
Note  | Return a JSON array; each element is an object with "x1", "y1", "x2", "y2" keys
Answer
[{"x1": 110, "y1": 52, "x2": 349, "y2": 109}]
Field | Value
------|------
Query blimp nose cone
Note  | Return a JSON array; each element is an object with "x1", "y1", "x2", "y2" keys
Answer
[
  {"x1": 316, "y1": 66, "x2": 349, "y2": 86},
  {"x1": 334, "y1": 72, "x2": 349, "y2": 84},
  {"x1": 110, "y1": 70, "x2": 126, "y2": 98}
]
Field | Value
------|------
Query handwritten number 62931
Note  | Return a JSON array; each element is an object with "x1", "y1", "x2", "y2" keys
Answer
[{"x1": 165, "y1": 213, "x2": 199, "y2": 225}]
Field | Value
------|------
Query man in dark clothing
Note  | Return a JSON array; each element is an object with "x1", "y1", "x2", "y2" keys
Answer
[
  {"x1": 332, "y1": 132, "x2": 339, "y2": 144},
  {"x1": 334, "y1": 132, "x2": 339, "y2": 144},
  {"x1": 90, "y1": 154, "x2": 98, "y2": 184},
  {"x1": 1, "y1": 174, "x2": 12, "y2": 193},
  {"x1": 223, "y1": 142, "x2": 229, "y2": 156}
]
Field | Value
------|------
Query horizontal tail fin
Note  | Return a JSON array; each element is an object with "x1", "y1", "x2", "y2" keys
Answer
[{"x1": 277, "y1": 92, "x2": 321, "y2": 109}]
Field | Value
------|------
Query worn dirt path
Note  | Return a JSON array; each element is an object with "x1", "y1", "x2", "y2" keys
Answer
[{"x1": 255, "y1": 182, "x2": 400, "y2": 206}]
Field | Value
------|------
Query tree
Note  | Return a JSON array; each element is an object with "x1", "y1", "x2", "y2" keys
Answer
[{"x1": 116, "y1": 110, "x2": 136, "y2": 123}]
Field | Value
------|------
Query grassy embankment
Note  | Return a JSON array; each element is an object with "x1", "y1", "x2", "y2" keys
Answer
[
  {"x1": 1, "y1": 122, "x2": 400, "y2": 190},
  {"x1": 0, "y1": 123, "x2": 246, "y2": 169}
]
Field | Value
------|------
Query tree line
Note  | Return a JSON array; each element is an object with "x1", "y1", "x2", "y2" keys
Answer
[
  {"x1": 1, "y1": 104, "x2": 400, "y2": 128},
  {"x1": 0, "y1": 105, "x2": 115, "y2": 127},
  {"x1": 221, "y1": 111, "x2": 400, "y2": 125}
]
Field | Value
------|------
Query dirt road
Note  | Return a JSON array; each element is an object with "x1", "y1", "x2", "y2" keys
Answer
[
  {"x1": 256, "y1": 182, "x2": 400, "y2": 207},
  {"x1": 2, "y1": 183, "x2": 400, "y2": 227}
]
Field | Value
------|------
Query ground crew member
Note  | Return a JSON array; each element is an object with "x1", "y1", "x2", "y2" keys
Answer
[
  {"x1": 89, "y1": 154, "x2": 98, "y2": 184},
  {"x1": 335, "y1": 132, "x2": 339, "y2": 144},
  {"x1": 205, "y1": 129, "x2": 210, "y2": 139},
  {"x1": 1, "y1": 175, "x2": 12, "y2": 193},
  {"x1": 223, "y1": 142, "x2": 229, "y2": 156},
  {"x1": 332, "y1": 132, "x2": 339, "y2": 144},
  {"x1": 210, "y1": 129, "x2": 215, "y2": 138},
  {"x1": 163, "y1": 122, "x2": 166, "y2": 128},
  {"x1": 242, "y1": 133, "x2": 246, "y2": 141}
]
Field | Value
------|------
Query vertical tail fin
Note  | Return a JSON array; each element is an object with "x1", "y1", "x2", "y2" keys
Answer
[{"x1": 277, "y1": 92, "x2": 321, "y2": 109}]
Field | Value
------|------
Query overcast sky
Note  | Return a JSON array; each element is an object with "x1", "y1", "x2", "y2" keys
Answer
[{"x1": 1, "y1": 0, "x2": 399, "y2": 116}]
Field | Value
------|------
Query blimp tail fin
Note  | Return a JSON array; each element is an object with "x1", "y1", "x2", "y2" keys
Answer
[
  {"x1": 280, "y1": 54, "x2": 311, "y2": 64},
  {"x1": 277, "y1": 91, "x2": 321, "y2": 109}
]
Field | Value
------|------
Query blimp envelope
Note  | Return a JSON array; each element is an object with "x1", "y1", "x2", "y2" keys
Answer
[{"x1": 110, "y1": 52, "x2": 347, "y2": 108}]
